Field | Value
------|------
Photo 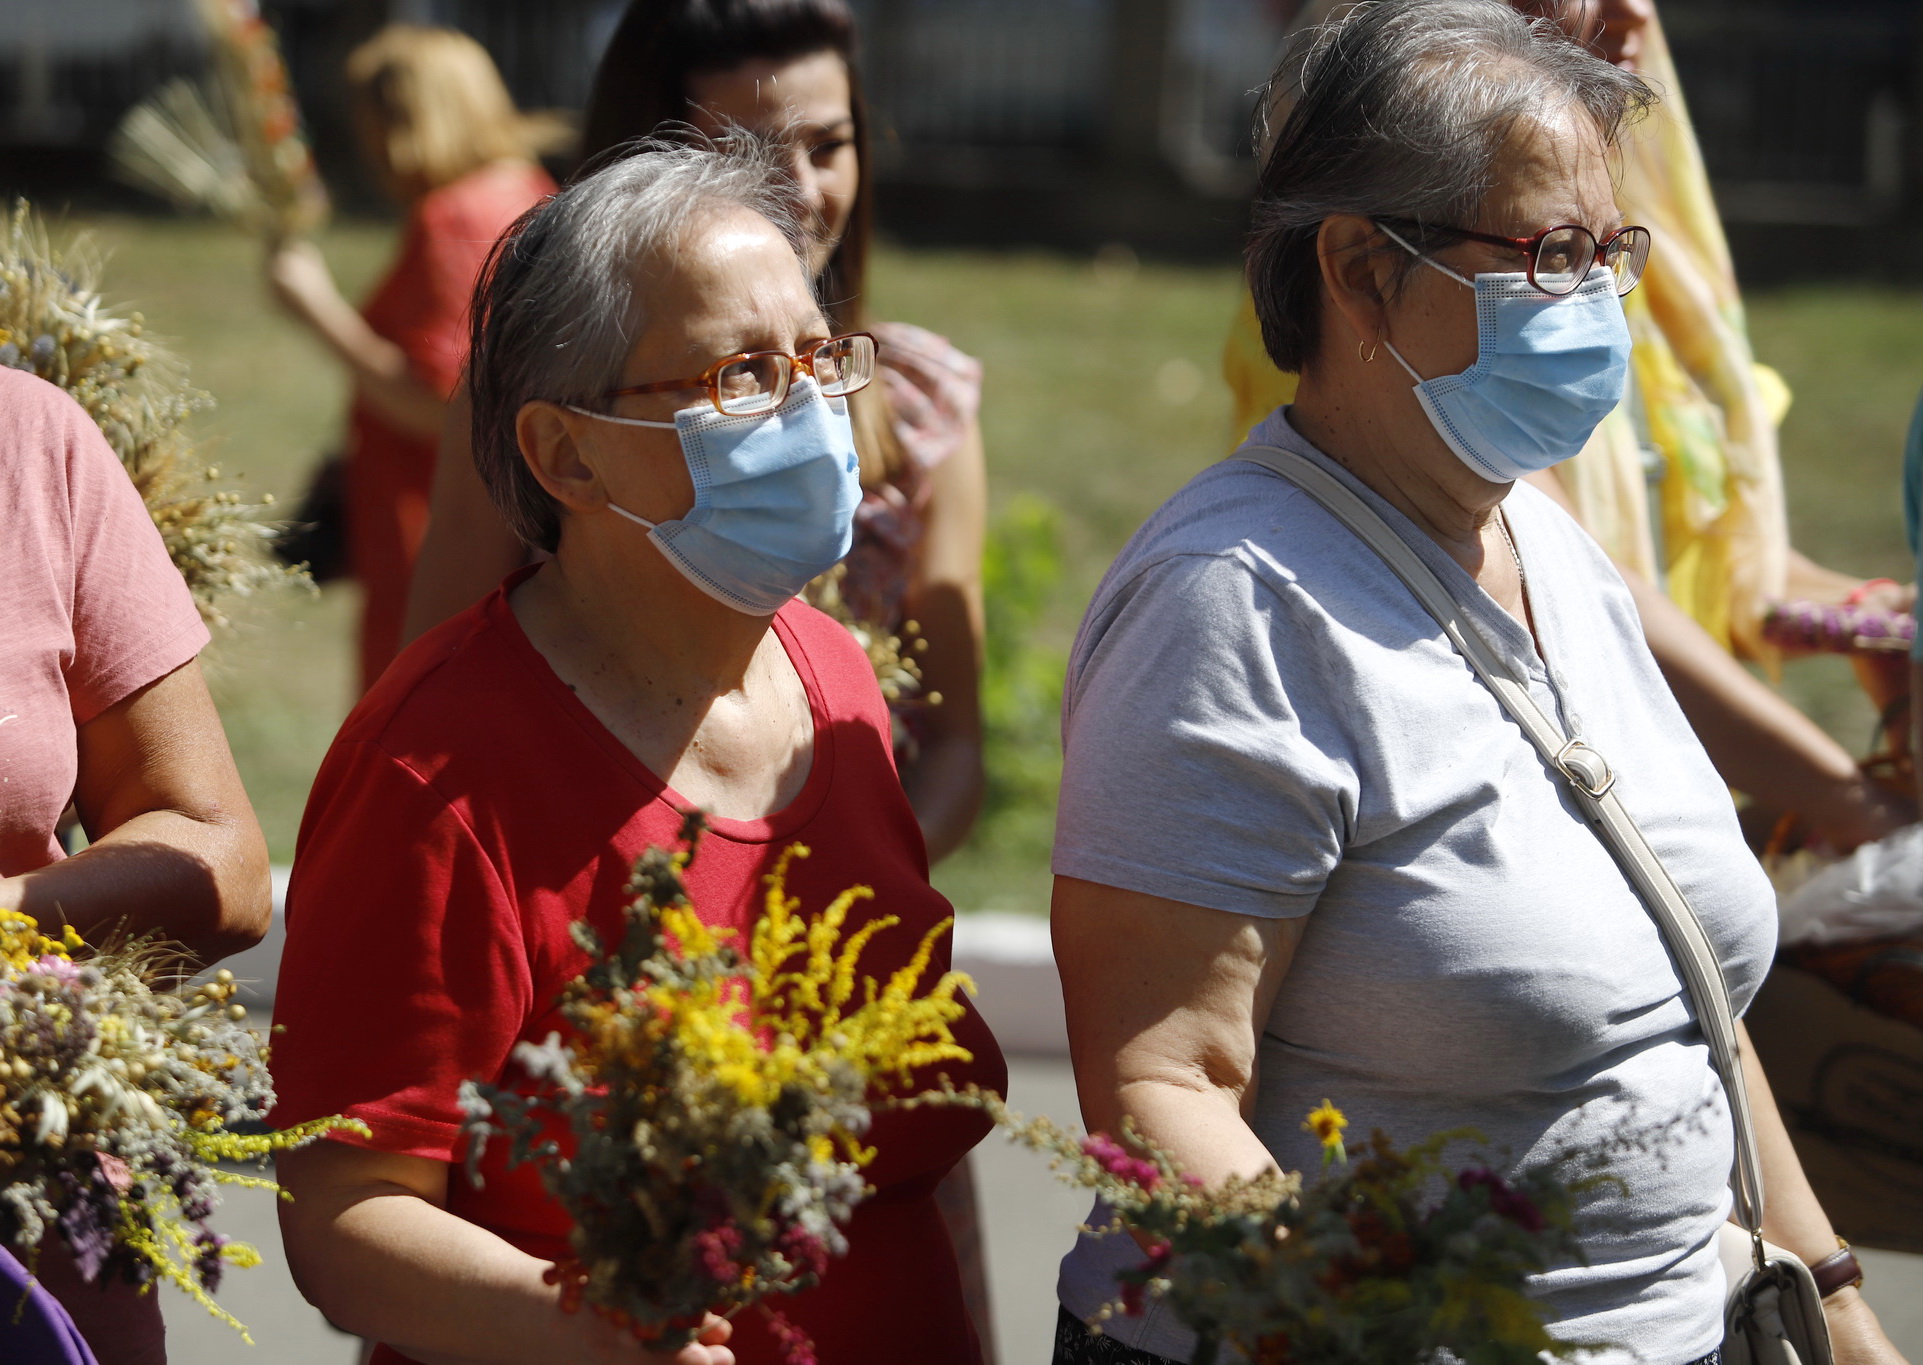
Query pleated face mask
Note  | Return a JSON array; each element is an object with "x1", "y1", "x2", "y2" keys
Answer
[
  {"x1": 1377, "y1": 223, "x2": 1632, "y2": 483},
  {"x1": 568, "y1": 377, "x2": 862, "y2": 615}
]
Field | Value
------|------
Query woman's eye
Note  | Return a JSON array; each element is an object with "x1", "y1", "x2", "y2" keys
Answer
[{"x1": 810, "y1": 138, "x2": 852, "y2": 165}]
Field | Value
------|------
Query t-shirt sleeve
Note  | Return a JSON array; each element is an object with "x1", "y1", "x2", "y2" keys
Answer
[
  {"x1": 1051, "y1": 551, "x2": 1355, "y2": 918},
  {"x1": 269, "y1": 738, "x2": 534, "y2": 1159},
  {"x1": 58, "y1": 388, "x2": 209, "y2": 723}
]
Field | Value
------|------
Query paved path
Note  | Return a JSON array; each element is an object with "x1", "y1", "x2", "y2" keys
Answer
[{"x1": 161, "y1": 1053, "x2": 1923, "y2": 1364}]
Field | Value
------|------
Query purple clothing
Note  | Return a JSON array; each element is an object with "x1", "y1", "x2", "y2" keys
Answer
[{"x1": 0, "y1": 1247, "x2": 100, "y2": 1365}]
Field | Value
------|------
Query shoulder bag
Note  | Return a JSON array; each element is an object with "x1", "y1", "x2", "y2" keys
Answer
[{"x1": 1234, "y1": 443, "x2": 1833, "y2": 1365}]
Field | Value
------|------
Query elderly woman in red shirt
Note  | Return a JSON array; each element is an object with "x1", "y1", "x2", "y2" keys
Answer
[{"x1": 267, "y1": 136, "x2": 1006, "y2": 1365}]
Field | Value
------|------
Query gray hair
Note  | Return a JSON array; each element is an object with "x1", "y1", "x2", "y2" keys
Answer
[
  {"x1": 468, "y1": 134, "x2": 809, "y2": 551},
  {"x1": 1247, "y1": 0, "x2": 1653, "y2": 373}
]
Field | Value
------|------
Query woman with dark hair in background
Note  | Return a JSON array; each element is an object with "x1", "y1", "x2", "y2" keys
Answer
[{"x1": 404, "y1": 0, "x2": 991, "y2": 871}]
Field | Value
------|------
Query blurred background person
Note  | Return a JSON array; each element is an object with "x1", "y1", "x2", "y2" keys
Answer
[
  {"x1": 0, "y1": 367, "x2": 272, "y2": 1364},
  {"x1": 402, "y1": 0, "x2": 991, "y2": 869},
  {"x1": 1223, "y1": 0, "x2": 1912, "y2": 856},
  {"x1": 267, "y1": 24, "x2": 559, "y2": 697}
]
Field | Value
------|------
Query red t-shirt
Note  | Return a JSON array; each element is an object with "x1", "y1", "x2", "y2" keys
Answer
[
  {"x1": 0, "y1": 370, "x2": 209, "y2": 876},
  {"x1": 270, "y1": 569, "x2": 1006, "y2": 1364}
]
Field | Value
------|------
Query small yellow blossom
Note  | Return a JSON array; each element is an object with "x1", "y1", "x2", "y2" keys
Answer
[{"x1": 1304, "y1": 1100, "x2": 1348, "y2": 1167}]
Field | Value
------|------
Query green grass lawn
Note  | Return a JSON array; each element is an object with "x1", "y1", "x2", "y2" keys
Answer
[{"x1": 45, "y1": 212, "x2": 1923, "y2": 911}]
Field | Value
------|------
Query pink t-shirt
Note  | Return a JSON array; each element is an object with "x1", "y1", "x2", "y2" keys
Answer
[{"x1": 0, "y1": 370, "x2": 209, "y2": 876}]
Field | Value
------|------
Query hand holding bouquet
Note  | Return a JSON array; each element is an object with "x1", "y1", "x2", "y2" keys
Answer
[
  {"x1": 969, "y1": 1091, "x2": 1598, "y2": 1365},
  {"x1": 0, "y1": 910, "x2": 362, "y2": 1337},
  {"x1": 461, "y1": 815, "x2": 976, "y2": 1364}
]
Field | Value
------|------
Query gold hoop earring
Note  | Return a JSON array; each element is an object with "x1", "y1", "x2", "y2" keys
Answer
[{"x1": 1358, "y1": 337, "x2": 1379, "y2": 364}]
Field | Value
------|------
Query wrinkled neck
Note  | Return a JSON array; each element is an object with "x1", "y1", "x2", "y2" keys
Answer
[
  {"x1": 518, "y1": 522, "x2": 774, "y2": 704},
  {"x1": 1289, "y1": 374, "x2": 1505, "y2": 555}
]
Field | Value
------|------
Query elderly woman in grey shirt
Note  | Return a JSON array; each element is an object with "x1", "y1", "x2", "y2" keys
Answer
[{"x1": 1049, "y1": 2, "x2": 1907, "y2": 1362}]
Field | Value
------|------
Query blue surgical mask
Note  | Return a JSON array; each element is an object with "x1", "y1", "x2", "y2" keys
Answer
[
  {"x1": 1376, "y1": 222, "x2": 1632, "y2": 483},
  {"x1": 567, "y1": 377, "x2": 862, "y2": 615}
]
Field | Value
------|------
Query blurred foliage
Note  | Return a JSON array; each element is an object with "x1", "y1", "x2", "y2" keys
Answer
[{"x1": 975, "y1": 495, "x2": 1071, "y2": 869}]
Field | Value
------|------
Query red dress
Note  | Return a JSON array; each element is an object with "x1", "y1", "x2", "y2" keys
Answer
[
  {"x1": 350, "y1": 160, "x2": 554, "y2": 695},
  {"x1": 269, "y1": 567, "x2": 1007, "y2": 1364}
]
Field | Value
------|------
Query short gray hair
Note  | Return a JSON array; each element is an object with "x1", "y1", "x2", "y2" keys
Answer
[
  {"x1": 1247, "y1": 0, "x2": 1653, "y2": 374},
  {"x1": 468, "y1": 134, "x2": 809, "y2": 551}
]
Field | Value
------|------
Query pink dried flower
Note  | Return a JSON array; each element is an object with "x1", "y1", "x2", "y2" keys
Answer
[
  {"x1": 1457, "y1": 1168, "x2": 1544, "y2": 1234},
  {"x1": 1120, "y1": 1240, "x2": 1173, "y2": 1317},
  {"x1": 1083, "y1": 1133, "x2": 1162, "y2": 1192},
  {"x1": 762, "y1": 1306, "x2": 819, "y2": 1365},
  {"x1": 692, "y1": 1222, "x2": 744, "y2": 1283},
  {"x1": 776, "y1": 1224, "x2": 829, "y2": 1279}
]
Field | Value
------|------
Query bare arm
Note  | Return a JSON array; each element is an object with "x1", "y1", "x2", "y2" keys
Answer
[
  {"x1": 900, "y1": 420, "x2": 988, "y2": 864},
  {"x1": 402, "y1": 382, "x2": 529, "y2": 646},
  {"x1": 1622, "y1": 565, "x2": 1908, "y2": 848},
  {"x1": 267, "y1": 240, "x2": 446, "y2": 440},
  {"x1": 1738, "y1": 1021, "x2": 1908, "y2": 1363},
  {"x1": 276, "y1": 1141, "x2": 734, "y2": 1365},
  {"x1": 1522, "y1": 470, "x2": 1908, "y2": 851},
  {"x1": 0, "y1": 660, "x2": 269, "y2": 964},
  {"x1": 1052, "y1": 876, "x2": 1303, "y2": 1190}
]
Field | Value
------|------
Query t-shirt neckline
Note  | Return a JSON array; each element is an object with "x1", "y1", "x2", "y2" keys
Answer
[
  {"x1": 486, "y1": 565, "x2": 836, "y2": 844},
  {"x1": 1253, "y1": 409, "x2": 1563, "y2": 684}
]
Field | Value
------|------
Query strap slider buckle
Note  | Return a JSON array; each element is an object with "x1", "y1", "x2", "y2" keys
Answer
[{"x1": 1555, "y1": 738, "x2": 1616, "y2": 799}]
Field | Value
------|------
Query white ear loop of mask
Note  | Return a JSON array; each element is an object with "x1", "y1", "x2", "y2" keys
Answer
[
  {"x1": 1374, "y1": 220, "x2": 1476, "y2": 289},
  {"x1": 561, "y1": 408, "x2": 677, "y2": 527},
  {"x1": 1371, "y1": 220, "x2": 1476, "y2": 384},
  {"x1": 563, "y1": 403, "x2": 679, "y2": 429}
]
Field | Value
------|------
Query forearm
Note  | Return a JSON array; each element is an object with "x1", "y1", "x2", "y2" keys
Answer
[
  {"x1": 1737, "y1": 1023, "x2": 1901, "y2": 1353},
  {"x1": 1785, "y1": 548, "x2": 1865, "y2": 606},
  {"x1": 302, "y1": 298, "x2": 445, "y2": 439},
  {"x1": 1625, "y1": 567, "x2": 1905, "y2": 845},
  {"x1": 1101, "y1": 1076, "x2": 1280, "y2": 1188},
  {"x1": 1738, "y1": 1021, "x2": 1839, "y2": 1261},
  {"x1": 283, "y1": 1184, "x2": 579, "y2": 1364},
  {"x1": 1056, "y1": 880, "x2": 1297, "y2": 1191},
  {"x1": 0, "y1": 808, "x2": 269, "y2": 963},
  {"x1": 901, "y1": 729, "x2": 983, "y2": 864}
]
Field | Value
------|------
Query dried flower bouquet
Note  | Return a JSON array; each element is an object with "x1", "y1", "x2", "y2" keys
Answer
[
  {"x1": 0, "y1": 911, "x2": 363, "y2": 1337},
  {"x1": 460, "y1": 814, "x2": 976, "y2": 1363},
  {"x1": 0, "y1": 204, "x2": 310, "y2": 626},
  {"x1": 950, "y1": 1089, "x2": 1603, "y2": 1365}
]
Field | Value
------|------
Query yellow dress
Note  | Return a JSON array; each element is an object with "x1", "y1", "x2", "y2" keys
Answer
[{"x1": 1223, "y1": 8, "x2": 1792, "y2": 658}]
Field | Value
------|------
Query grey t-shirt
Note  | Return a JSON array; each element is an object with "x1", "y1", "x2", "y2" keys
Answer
[{"x1": 1052, "y1": 411, "x2": 1777, "y2": 1363}]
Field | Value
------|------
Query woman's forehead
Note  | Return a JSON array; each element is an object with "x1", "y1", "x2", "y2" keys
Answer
[
  {"x1": 630, "y1": 219, "x2": 821, "y2": 358},
  {"x1": 1480, "y1": 110, "x2": 1619, "y2": 231},
  {"x1": 689, "y1": 51, "x2": 853, "y2": 132}
]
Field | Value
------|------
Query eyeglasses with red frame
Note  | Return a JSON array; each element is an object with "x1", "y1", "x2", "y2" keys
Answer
[
  {"x1": 597, "y1": 331, "x2": 878, "y2": 417},
  {"x1": 1377, "y1": 217, "x2": 1652, "y2": 297}
]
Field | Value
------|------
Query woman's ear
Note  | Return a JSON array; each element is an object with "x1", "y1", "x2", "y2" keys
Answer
[
  {"x1": 515, "y1": 401, "x2": 608, "y2": 514},
  {"x1": 1316, "y1": 214, "x2": 1397, "y2": 355}
]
